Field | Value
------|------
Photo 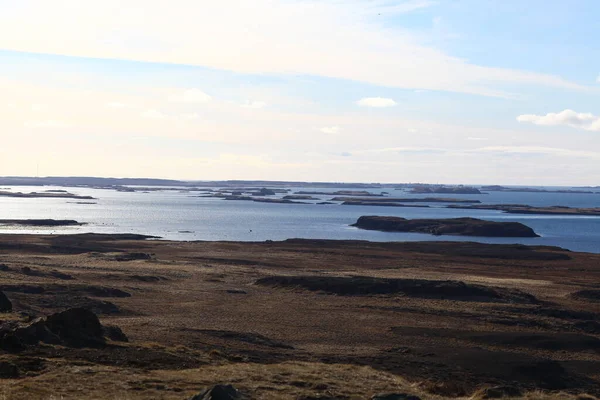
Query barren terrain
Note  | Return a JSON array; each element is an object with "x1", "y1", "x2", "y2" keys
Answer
[{"x1": 1, "y1": 234, "x2": 599, "y2": 399}]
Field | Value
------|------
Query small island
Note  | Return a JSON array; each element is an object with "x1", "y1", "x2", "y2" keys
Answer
[
  {"x1": 0, "y1": 219, "x2": 83, "y2": 227},
  {"x1": 351, "y1": 216, "x2": 539, "y2": 237},
  {"x1": 448, "y1": 204, "x2": 600, "y2": 216},
  {"x1": 332, "y1": 197, "x2": 481, "y2": 204},
  {"x1": 410, "y1": 185, "x2": 483, "y2": 195},
  {"x1": 0, "y1": 191, "x2": 96, "y2": 200}
]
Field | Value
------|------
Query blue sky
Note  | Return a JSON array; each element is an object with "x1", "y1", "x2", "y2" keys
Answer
[{"x1": 0, "y1": 0, "x2": 598, "y2": 184}]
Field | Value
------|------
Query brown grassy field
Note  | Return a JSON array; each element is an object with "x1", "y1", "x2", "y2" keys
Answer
[{"x1": 1, "y1": 234, "x2": 599, "y2": 399}]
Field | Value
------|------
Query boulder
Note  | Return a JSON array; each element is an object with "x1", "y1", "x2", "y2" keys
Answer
[
  {"x1": 480, "y1": 385, "x2": 523, "y2": 399},
  {"x1": 0, "y1": 291, "x2": 12, "y2": 312},
  {"x1": 0, "y1": 308, "x2": 108, "y2": 351},
  {"x1": 372, "y1": 394, "x2": 421, "y2": 400},
  {"x1": 189, "y1": 384, "x2": 242, "y2": 400},
  {"x1": 0, "y1": 361, "x2": 19, "y2": 378}
]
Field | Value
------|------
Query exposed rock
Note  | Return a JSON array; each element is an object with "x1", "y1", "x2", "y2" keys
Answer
[
  {"x1": 0, "y1": 308, "x2": 109, "y2": 351},
  {"x1": 0, "y1": 291, "x2": 12, "y2": 312},
  {"x1": 256, "y1": 276, "x2": 538, "y2": 304},
  {"x1": 0, "y1": 361, "x2": 19, "y2": 378},
  {"x1": 574, "y1": 320, "x2": 600, "y2": 334},
  {"x1": 352, "y1": 216, "x2": 539, "y2": 238},
  {"x1": 189, "y1": 384, "x2": 242, "y2": 400},
  {"x1": 103, "y1": 325, "x2": 129, "y2": 342},
  {"x1": 572, "y1": 290, "x2": 600, "y2": 302},
  {"x1": 0, "y1": 219, "x2": 83, "y2": 226},
  {"x1": 372, "y1": 394, "x2": 421, "y2": 400},
  {"x1": 479, "y1": 385, "x2": 523, "y2": 399},
  {"x1": 115, "y1": 252, "x2": 153, "y2": 262}
]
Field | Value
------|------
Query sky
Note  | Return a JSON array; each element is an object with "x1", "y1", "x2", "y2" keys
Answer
[{"x1": 0, "y1": 0, "x2": 599, "y2": 185}]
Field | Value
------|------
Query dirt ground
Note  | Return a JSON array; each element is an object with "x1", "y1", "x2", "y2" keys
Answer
[{"x1": 0, "y1": 234, "x2": 599, "y2": 399}]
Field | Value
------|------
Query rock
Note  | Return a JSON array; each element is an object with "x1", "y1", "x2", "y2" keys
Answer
[
  {"x1": 372, "y1": 394, "x2": 421, "y2": 400},
  {"x1": 0, "y1": 361, "x2": 19, "y2": 378},
  {"x1": 0, "y1": 291, "x2": 12, "y2": 312},
  {"x1": 480, "y1": 385, "x2": 523, "y2": 399},
  {"x1": 256, "y1": 276, "x2": 538, "y2": 304},
  {"x1": 0, "y1": 308, "x2": 108, "y2": 351},
  {"x1": 0, "y1": 264, "x2": 10, "y2": 271},
  {"x1": 574, "y1": 320, "x2": 600, "y2": 334},
  {"x1": 189, "y1": 384, "x2": 241, "y2": 400},
  {"x1": 43, "y1": 308, "x2": 105, "y2": 347},
  {"x1": 226, "y1": 289, "x2": 247, "y2": 294},
  {"x1": 115, "y1": 252, "x2": 153, "y2": 261},
  {"x1": 103, "y1": 325, "x2": 129, "y2": 342},
  {"x1": 351, "y1": 216, "x2": 539, "y2": 238},
  {"x1": 572, "y1": 290, "x2": 600, "y2": 302}
]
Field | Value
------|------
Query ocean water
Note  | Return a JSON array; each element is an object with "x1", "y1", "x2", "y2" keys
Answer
[{"x1": 0, "y1": 185, "x2": 599, "y2": 253}]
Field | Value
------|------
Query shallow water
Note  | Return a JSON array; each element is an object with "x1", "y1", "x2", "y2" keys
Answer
[{"x1": 0, "y1": 185, "x2": 599, "y2": 253}]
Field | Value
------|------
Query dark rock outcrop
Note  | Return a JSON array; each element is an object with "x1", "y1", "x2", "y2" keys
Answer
[
  {"x1": 0, "y1": 291, "x2": 12, "y2": 312},
  {"x1": 0, "y1": 219, "x2": 82, "y2": 226},
  {"x1": 256, "y1": 276, "x2": 538, "y2": 304},
  {"x1": 479, "y1": 385, "x2": 523, "y2": 399},
  {"x1": 352, "y1": 216, "x2": 539, "y2": 238},
  {"x1": 0, "y1": 361, "x2": 19, "y2": 378},
  {"x1": 189, "y1": 384, "x2": 242, "y2": 400},
  {"x1": 372, "y1": 394, "x2": 421, "y2": 400},
  {"x1": 0, "y1": 308, "x2": 118, "y2": 351},
  {"x1": 572, "y1": 290, "x2": 600, "y2": 302}
]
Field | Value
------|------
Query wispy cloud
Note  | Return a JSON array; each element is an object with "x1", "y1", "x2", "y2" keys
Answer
[
  {"x1": 475, "y1": 146, "x2": 600, "y2": 159},
  {"x1": 320, "y1": 126, "x2": 340, "y2": 134},
  {"x1": 356, "y1": 97, "x2": 397, "y2": 108},
  {"x1": 0, "y1": 0, "x2": 587, "y2": 97},
  {"x1": 168, "y1": 89, "x2": 212, "y2": 104},
  {"x1": 241, "y1": 100, "x2": 267, "y2": 109},
  {"x1": 517, "y1": 109, "x2": 600, "y2": 132},
  {"x1": 141, "y1": 109, "x2": 167, "y2": 119}
]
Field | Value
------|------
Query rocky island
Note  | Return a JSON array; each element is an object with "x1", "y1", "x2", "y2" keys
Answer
[
  {"x1": 409, "y1": 185, "x2": 483, "y2": 194},
  {"x1": 0, "y1": 191, "x2": 96, "y2": 200},
  {"x1": 352, "y1": 216, "x2": 539, "y2": 237},
  {"x1": 448, "y1": 204, "x2": 600, "y2": 216},
  {"x1": 333, "y1": 197, "x2": 481, "y2": 204},
  {"x1": 0, "y1": 219, "x2": 83, "y2": 227}
]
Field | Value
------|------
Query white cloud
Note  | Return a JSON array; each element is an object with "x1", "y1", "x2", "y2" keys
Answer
[
  {"x1": 24, "y1": 120, "x2": 71, "y2": 128},
  {"x1": 168, "y1": 89, "x2": 212, "y2": 103},
  {"x1": 320, "y1": 126, "x2": 340, "y2": 134},
  {"x1": 517, "y1": 109, "x2": 600, "y2": 132},
  {"x1": 356, "y1": 97, "x2": 397, "y2": 108},
  {"x1": 241, "y1": 100, "x2": 267, "y2": 109},
  {"x1": 180, "y1": 112, "x2": 200, "y2": 120},
  {"x1": 106, "y1": 102, "x2": 131, "y2": 109},
  {"x1": 141, "y1": 109, "x2": 167, "y2": 119},
  {"x1": 475, "y1": 146, "x2": 600, "y2": 159},
  {"x1": 467, "y1": 137, "x2": 488, "y2": 141},
  {"x1": 0, "y1": 0, "x2": 587, "y2": 98}
]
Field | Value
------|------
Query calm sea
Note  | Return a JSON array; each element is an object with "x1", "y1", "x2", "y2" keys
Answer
[{"x1": 1, "y1": 185, "x2": 599, "y2": 253}]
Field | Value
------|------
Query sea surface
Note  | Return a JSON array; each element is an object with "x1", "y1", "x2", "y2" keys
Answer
[{"x1": 1, "y1": 185, "x2": 599, "y2": 253}]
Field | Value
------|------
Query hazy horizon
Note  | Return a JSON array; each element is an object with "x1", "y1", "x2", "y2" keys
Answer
[{"x1": 1, "y1": 1, "x2": 599, "y2": 185}]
